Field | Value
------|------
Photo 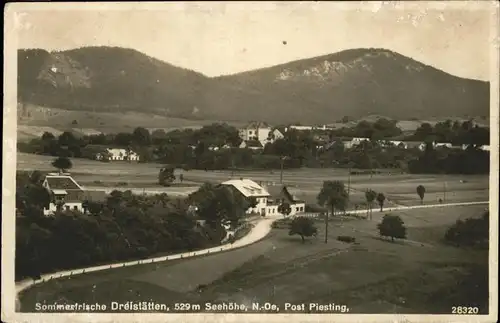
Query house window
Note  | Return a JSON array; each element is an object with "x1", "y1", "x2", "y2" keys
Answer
[
  {"x1": 249, "y1": 131, "x2": 253, "y2": 135},
  {"x1": 65, "y1": 206, "x2": 70, "y2": 211},
  {"x1": 73, "y1": 205, "x2": 78, "y2": 211}
]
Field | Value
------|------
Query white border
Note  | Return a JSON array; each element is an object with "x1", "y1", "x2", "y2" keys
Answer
[{"x1": 3, "y1": 2, "x2": 499, "y2": 323}]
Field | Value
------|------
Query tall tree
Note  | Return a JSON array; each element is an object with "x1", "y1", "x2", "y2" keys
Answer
[
  {"x1": 158, "y1": 166, "x2": 176, "y2": 187},
  {"x1": 317, "y1": 180, "x2": 349, "y2": 243},
  {"x1": 51, "y1": 157, "x2": 73, "y2": 173},
  {"x1": 278, "y1": 201, "x2": 292, "y2": 218},
  {"x1": 41, "y1": 132, "x2": 55, "y2": 141},
  {"x1": 416, "y1": 185, "x2": 426, "y2": 204},
  {"x1": 132, "y1": 127, "x2": 152, "y2": 146},
  {"x1": 365, "y1": 189, "x2": 377, "y2": 220},
  {"x1": 376, "y1": 193, "x2": 386, "y2": 212},
  {"x1": 58, "y1": 131, "x2": 77, "y2": 147}
]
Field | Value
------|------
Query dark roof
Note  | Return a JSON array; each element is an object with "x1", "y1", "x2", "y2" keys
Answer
[
  {"x1": 266, "y1": 185, "x2": 302, "y2": 203},
  {"x1": 45, "y1": 176, "x2": 81, "y2": 190},
  {"x1": 245, "y1": 121, "x2": 270, "y2": 129}
]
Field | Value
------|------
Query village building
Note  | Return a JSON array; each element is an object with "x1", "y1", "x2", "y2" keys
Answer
[
  {"x1": 238, "y1": 121, "x2": 283, "y2": 147},
  {"x1": 221, "y1": 179, "x2": 305, "y2": 217},
  {"x1": 42, "y1": 173, "x2": 106, "y2": 215},
  {"x1": 265, "y1": 184, "x2": 306, "y2": 216},
  {"x1": 96, "y1": 148, "x2": 140, "y2": 161}
]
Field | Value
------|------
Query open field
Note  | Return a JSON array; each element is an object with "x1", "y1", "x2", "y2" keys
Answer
[
  {"x1": 17, "y1": 152, "x2": 489, "y2": 205},
  {"x1": 19, "y1": 204, "x2": 489, "y2": 314},
  {"x1": 17, "y1": 105, "x2": 248, "y2": 141},
  {"x1": 18, "y1": 105, "x2": 489, "y2": 139}
]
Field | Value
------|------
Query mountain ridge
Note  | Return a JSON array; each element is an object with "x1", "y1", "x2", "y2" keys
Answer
[{"x1": 17, "y1": 46, "x2": 490, "y2": 124}]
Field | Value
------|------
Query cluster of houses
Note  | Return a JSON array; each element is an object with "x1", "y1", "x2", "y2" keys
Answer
[
  {"x1": 38, "y1": 173, "x2": 305, "y2": 218},
  {"x1": 316, "y1": 136, "x2": 490, "y2": 152},
  {"x1": 89, "y1": 121, "x2": 489, "y2": 162}
]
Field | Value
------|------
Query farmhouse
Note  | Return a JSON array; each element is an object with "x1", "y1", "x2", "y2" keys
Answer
[
  {"x1": 96, "y1": 148, "x2": 140, "y2": 161},
  {"x1": 265, "y1": 185, "x2": 306, "y2": 216},
  {"x1": 221, "y1": 179, "x2": 305, "y2": 217},
  {"x1": 41, "y1": 173, "x2": 106, "y2": 215},
  {"x1": 222, "y1": 179, "x2": 270, "y2": 216}
]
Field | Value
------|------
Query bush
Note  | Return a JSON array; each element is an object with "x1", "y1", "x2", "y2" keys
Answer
[
  {"x1": 289, "y1": 216, "x2": 318, "y2": 243},
  {"x1": 377, "y1": 214, "x2": 407, "y2": 242},
  {"x1": 337, "y1": 235, "x2": 356, "y2": 243},
  {"x1": 444, "y1": 212, "x2": 488, "y2": 248},
  {"x1": 117, "y1": 182, "x2": 128, "y2": 187}
]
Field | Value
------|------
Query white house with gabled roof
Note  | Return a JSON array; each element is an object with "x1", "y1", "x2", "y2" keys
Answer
[
  {"x1": 221, "y1": 178, "x2": 305, "y2": 217},
  {"x1": 222, "y1": 179, "x2": 270, "y2": 215}
]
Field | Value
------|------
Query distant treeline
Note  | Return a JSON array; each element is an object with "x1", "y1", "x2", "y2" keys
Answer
[{"x1": 17, "y1": 120, "x2": 490, "y2": 174}]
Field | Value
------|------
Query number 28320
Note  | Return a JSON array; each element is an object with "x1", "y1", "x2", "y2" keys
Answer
[{"x1": 452, "y1": 306, "x2": 480, "y2": 314}]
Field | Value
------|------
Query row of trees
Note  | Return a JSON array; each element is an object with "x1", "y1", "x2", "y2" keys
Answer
[
  {"x1": 286, "y1": 213, "x2": 408, "y2": 244},
  {"x1": 407, "y1": 119, "x2": 489, "y2": 145}
]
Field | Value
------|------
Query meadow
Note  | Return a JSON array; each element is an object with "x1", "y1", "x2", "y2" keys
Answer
[
  {"x1": 19, "y1": 205, "x2": 489, "y2": 314},
  {"x1": 17, "y1": 152, "x2": 489, "y2": 206},
  {"x1": 17, "y1": 105, "x2": 247, "y2": 141}
]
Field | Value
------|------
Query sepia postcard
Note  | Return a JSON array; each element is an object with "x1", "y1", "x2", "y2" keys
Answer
[{"x1": 2, "y1": 2, "x2": 499, "y2": 323}]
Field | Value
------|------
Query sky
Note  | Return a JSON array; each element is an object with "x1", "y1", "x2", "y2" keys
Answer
[{"x1": 13, "y1": 2, "x2": 494, "y2": 80}]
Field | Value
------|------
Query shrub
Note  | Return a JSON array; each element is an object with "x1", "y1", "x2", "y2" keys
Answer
[
  {"x1": 337, "y1": 235, "x2": 356, "y2": 243},
  {"x1": 289, "y1": 216, "x2": 318, "y2": 243},
  {"x1": 444, "y1": 211, "x2": 488, "y2": 248},
  {"x1": 377, "y1": 214, "x2": 407, "y2": 242}
]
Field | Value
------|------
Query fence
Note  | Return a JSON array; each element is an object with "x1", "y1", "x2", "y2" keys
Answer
[
  {"x1": 15, "y1": 217, "x2": 277, "y2": 295},
  {"x1": 15, "y1": 201, "x2": 487, "y2": 295}
]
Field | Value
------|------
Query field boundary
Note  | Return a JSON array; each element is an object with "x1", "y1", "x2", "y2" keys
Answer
[{"x1": 15, "y1": 201, "x2": 488, "y2": 298}]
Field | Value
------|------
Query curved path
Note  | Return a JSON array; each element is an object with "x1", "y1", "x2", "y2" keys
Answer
[{"x1": 15, "y1": 200, "x2": 488, "y2": 296}]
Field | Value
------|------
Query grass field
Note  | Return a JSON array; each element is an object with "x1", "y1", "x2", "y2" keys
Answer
[
  {"x1": 17, "y1": 105, "x2": 248, "y2": 141},
  {"x1": 19, "y1": 205, "x2": 489, "y2": 314},
  {"x1": 17, "y1": 152, "x2": 489, "y2": 205}
]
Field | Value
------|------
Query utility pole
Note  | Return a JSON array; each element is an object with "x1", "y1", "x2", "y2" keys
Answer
[
  {"x1": 280, "y1": 156, "x2": 285, "y2": 184},
  {"x1": 443, "y1": 181, "x2": 447, "y2": 202},
  {"x1": 324, "y1": 209, "x2": 329, "y2": 243},
  {"x1": 347, "y1": 164, "x2": 352, "y2": 199}
]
